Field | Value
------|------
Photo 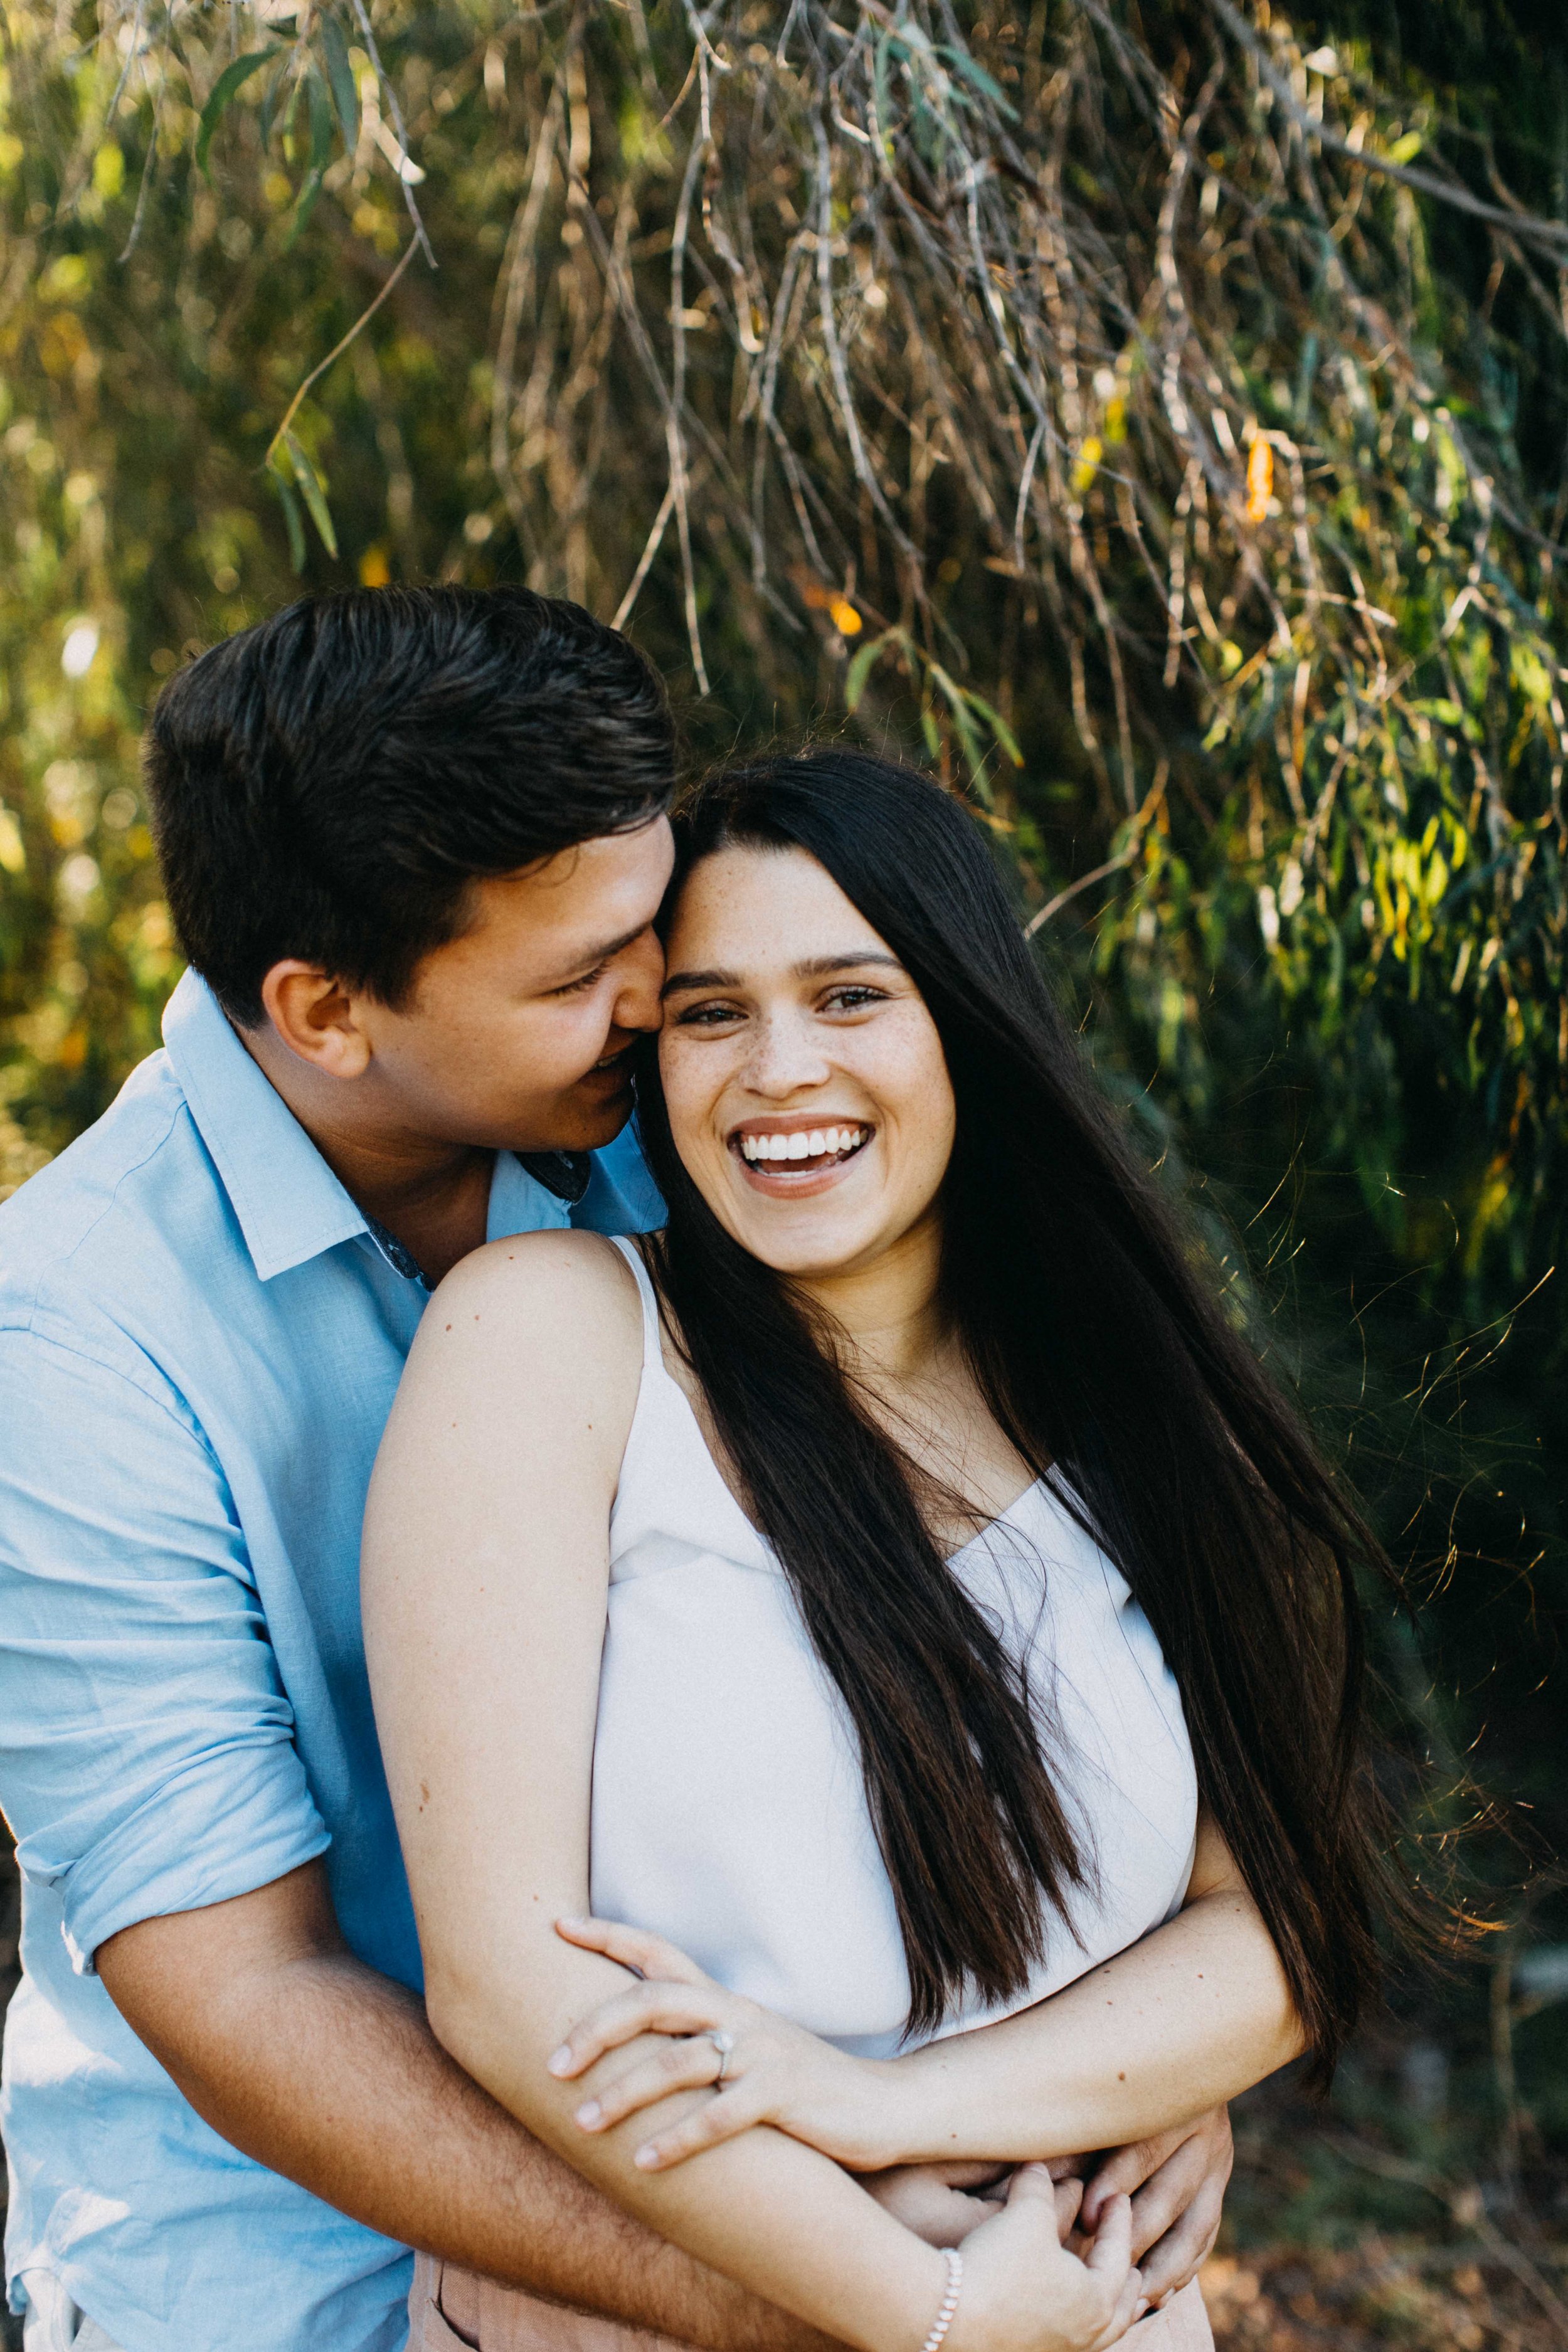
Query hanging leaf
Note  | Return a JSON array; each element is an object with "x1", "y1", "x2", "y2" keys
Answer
[
  {"x1": 307, "y1": 65, "x2": 334, "y2": 174},
  {"x1": 282, "y1": 430, "x2": 339, "y2": 558},
  {"x1": 196, "y1": 50, "x2": 277, "y2": 179},
  {"x1": 319, "y1": 14, "x2": 360, "y2": 154},
  {"x1": 845, "y1": 628, "x2": 894, "y2": 712},
  {"x1": 269, "y1": 468, "x2": 307, "y2": 573},
  {"x1": 284, "y1": 169, "x2": 326, "y2": 248}
]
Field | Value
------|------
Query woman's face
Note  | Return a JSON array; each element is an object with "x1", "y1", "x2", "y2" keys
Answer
[{"x1": 657, "y1": 844, "x2": 956, "y2": 1278}]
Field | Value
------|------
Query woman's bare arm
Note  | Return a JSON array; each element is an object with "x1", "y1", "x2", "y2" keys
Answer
[
  {"x1": 551, "y1": 1825, "x2": 1299, "y2": 2178},
  {"x1": 878, "y1": 1813, "x2": 1301, "y2": 2164},
  {"x1": 361, "y1": 1234, "x2": 1135, "y2": 2352}
]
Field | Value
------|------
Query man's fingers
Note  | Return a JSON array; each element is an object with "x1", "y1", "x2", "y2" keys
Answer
[
  {"x1": 1084, "y1": 2190, "x2": 1133, "y2": 2277},
  {"x1": 1080, "y1": 2138, "x2": 1160, "y2": 2228},
  {"x1": 554, "y1": 1915, "x2": 706, "y2": 1986},
  {"x1": 1136, "y1": 2185, "x2": 1224, "y2": 2302},
  {"x1": 1123, "y1": 2138, "x2": 1210, "y2": 2260}
]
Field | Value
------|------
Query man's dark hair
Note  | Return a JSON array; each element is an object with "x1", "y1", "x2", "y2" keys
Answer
[{"x1": 145, "y1": 585, "x2": 675, "y2": 1025}]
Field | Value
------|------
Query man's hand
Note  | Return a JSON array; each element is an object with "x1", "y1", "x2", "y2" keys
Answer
[
  {"x1": 867, "y1": 2109, "x2": 1229, "y2": 2291},
  {"x1": 96, "y1": 1862, "x2": 830, "y2": 2352},
  {"x1": 864, "y1": 2158, "x2": 1018, "y2": 2245},
  {"x1": 1076, "y1": 2109, "x2": 1232, "y2": 2307}
]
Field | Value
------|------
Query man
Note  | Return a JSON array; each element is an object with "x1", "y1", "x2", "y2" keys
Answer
[{"x1": 0, "y1": 587, "x2": 1227, "y2": 2352}]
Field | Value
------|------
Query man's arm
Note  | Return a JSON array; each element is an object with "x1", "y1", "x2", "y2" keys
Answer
[
  {"x1": 99, "y1": 1862, "x2": 830, "y2": 2352},
  {"x1": 0, "y1": 1331, "x2": 818, "y2": 2352}
]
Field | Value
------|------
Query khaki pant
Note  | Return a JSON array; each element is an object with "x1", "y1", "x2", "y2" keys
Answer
[{"x1": 406, "y1": 2253, "x2": 1214, "y2": 2351}]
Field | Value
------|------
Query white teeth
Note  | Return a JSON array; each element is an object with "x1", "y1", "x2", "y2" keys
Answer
[{"x1": 738, "y1": 1124, "x2": 868, "y2": 1163}]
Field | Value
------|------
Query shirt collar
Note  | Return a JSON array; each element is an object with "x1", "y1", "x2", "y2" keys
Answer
[
  {"x1": 161, "y1": 970, "x2": 373, "y2": 1283},
  {"x1": 161, "y1": 970, "x2": 585, "y2": 1284}
]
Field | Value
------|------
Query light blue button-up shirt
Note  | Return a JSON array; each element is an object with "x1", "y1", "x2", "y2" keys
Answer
[{"x1": 0, "y1": 970, "x2": 663, "y2": 2352}]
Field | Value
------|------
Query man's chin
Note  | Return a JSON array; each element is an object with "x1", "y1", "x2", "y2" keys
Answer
[{"x1": 506, "y1": 1074, "x2": 636, "y2": 1158}]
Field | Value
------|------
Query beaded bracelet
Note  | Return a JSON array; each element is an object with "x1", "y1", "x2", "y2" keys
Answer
[{"x1": 920, "y1": 2248, "x2": 963, "y2": 2352}]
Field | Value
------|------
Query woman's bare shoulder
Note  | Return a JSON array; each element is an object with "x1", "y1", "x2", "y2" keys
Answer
[{"x1": 403, "y1": 1227, "x2": 648, "y2": 1414}]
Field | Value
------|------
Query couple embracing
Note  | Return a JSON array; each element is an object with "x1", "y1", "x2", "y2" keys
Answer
[{"x1": 0, "y1": 588, "x2": 1395, "y2": 2352}]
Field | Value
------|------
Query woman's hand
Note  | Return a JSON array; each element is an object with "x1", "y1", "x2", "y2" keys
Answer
[
  {"x1": 550, "y1": 1915, "x2": 900, "y2": 2171},
  {"x1": 948, "y1": 2169, "x2": 1145, "y2": 2352}
]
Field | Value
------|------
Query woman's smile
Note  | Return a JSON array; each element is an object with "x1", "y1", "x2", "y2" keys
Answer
[{"x1": 730, "y1": 1115, "x2": 876, "y2": 1194}]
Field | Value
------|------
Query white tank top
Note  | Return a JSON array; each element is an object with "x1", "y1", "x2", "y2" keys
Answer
[{"x1": 591, "y1": 1237, "x2": 1199, "y2": 2058}]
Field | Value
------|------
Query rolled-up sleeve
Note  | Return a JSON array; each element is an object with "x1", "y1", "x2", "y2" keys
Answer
[{"x1": 0, "y1": 1328, "x2": 330, "y2": 1971}]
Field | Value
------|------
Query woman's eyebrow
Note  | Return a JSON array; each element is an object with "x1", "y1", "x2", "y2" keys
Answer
[
  {"x1": 663, "y1": 949, "x2": 903, "y2": 999},
  {"x1": 662, "y1": 966, "x2": 739, "y2": 998},
  {"x1": 792, "y1": 951, "x2": 904, "y2": 980}
]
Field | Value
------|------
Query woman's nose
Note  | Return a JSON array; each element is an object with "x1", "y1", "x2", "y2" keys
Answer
[{"x1": 741, "y1": 1010, "x2": 832, "y2": 1098}]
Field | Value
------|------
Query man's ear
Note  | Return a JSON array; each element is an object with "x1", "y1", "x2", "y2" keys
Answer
[{"x1": 259, "y1": 962, "x2": 374, "y2": 1080}]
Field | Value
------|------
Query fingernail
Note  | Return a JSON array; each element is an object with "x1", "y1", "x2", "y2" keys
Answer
[
  {"x1": 633, "y1": 2144, "x2": 659, "y2": 2169},
  {"x1": 556, "y1": 1915, "x2": 588, "y2": 1931},
  {"x1": 575, "y1": 2100, "x2": 602, "y2": 2129},
  {"x1": 1134, "y1": 2302, "x2": 1150, "y2": 2322},
  {"x1": 548, "y1": 2047, "x2": 573, "y2": 2075}
]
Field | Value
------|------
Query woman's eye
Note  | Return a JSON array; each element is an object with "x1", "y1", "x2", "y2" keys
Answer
[
  {"x1": 822, "y1": 985, "x2": 886, "y2": 1013},
  {"x1": 674, "y1": 1000, "x2": 745, "y2": 1028}
]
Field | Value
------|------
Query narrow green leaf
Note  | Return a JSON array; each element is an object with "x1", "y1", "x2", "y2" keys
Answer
[
  {"x1": 284, "y1": 167, "x2": 326, "y2": 248},
  {"x1": 282, "y1": 430, "x2": 339, "y2": 558},
  {"x1": 271, "y1": 470, "x2": 307, "y2": 572},
  {"x1": 280, "y1": 66, "x2": 304, "y2": 162},
  {"x1": 963, "y1": 689, "x2": 1025, "y2": 766},
  {"x1": 938, "y1": 45, "x2": 1019, "y2": 119},
  {"x1": 844, "y1": 630, "x2": 889, "y2": 712},
  {"x1": 319, "y1": 15, "x2": 360, "y2": 152},
  {"x1": 259, "y1": 58, "x2": 285, "y2": 151},
  {"x1": 197, "y1": 50, "x2": 277, "y2": 179},
  {"x1": 307, "y1": 65, "x2": 334, "y2": 173}
]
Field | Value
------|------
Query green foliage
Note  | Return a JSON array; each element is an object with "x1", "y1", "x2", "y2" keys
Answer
[
  {"x1": 0, "y1": 0, "x2": 1562, "y2": 2210},
  {"x1": 1, "y1": 0, "x2": 1562, "y2": 1318}
]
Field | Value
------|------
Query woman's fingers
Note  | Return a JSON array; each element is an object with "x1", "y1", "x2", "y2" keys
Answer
[
  {"x1": 554, "y1": 1914, "x2": 707, "y2": 1985},
  {"x1": 632, "y1": 2085, "x2": 765, "y2": 2170},
  {"x1": 1006, "y1": 2154, "x2": 1067, "y2": 2211},
  {"x1": 548, "y1": 1981, "x2": 719, "y2": 2078},
  {"x1": 570, "y1": 2035, "x2": 731, "y2": 2131},
  {"x1": 1096, "y1": 2267, "x2": 1147, "y2": 2349}
]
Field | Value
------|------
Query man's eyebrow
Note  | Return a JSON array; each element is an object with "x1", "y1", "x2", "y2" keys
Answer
[
  {"x1": 662, "y1": 950, "x2": 904, "y2": 998},
  {"x1": 544, "y1": 920, "x2": 654, "y2": 985}
]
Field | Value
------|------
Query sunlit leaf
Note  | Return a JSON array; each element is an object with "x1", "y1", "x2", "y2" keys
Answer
[
  {"x1": 319, "y1": 14, "x2": 360, "y2": 154},
  {"x1": 196, "y1": 50, "x2": 278, "y2": 179}
]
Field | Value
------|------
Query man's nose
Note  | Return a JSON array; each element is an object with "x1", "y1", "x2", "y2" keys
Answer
[{"x1": 609, "y1": 931, "x2": 665, "y2": 1036}]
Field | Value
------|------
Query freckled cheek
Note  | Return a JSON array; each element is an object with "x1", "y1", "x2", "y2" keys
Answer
[{"x1": 657, "y1": 1047, "x2": 731, "y2": 1175}]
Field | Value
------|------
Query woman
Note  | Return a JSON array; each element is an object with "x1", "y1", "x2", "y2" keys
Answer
[{"x1": 363, "y1": 751, "x2": 1401, "y2": 2352}]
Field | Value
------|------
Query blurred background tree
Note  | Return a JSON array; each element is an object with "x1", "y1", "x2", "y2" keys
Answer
[{"x1": 1, "y1": 0, "x2": 1565, "y2": 2338}]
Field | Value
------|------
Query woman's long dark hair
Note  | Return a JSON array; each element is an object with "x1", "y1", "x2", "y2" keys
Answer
[{"x1": 636, "y1": 748, "x2": 1412, "y2": 2068}]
